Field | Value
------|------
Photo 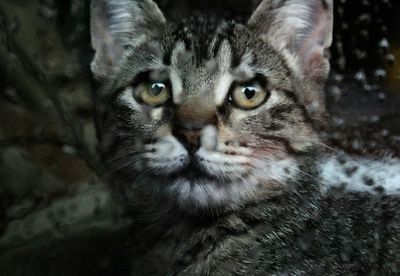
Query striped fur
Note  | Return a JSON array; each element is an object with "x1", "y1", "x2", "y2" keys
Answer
[
  {"x1": 90, "y1": 0, "x2": 333, "y2": 211},
  {"x1": 91, "y1": 1, "x2": 400, "y2": 275}
]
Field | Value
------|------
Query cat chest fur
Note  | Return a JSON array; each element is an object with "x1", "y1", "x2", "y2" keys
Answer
[{"x1": 127, "y1": 184, "x2": 400, "y2": 275}]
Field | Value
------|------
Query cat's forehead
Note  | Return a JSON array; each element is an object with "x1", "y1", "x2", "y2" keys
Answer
[
  {"x1": 162, "y1": 18, "x2": 286, "y2": 72},
  {"x1": 122, "y1": 17, "x2": 291, "y2": 99},
  {"x1": 162, "y1": 19, "x2": 241, "y2": 74},
  {"x1": 165, "y1": 18, "x2": 231, "y2": 63}
]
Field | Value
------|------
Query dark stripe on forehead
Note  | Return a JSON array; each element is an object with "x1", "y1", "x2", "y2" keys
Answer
[
  {"x1": 163, "y1": 17, "x2": 240, "y2": 67},
  {"x1": 214, "y1": 22, "x2": 245, "y2": 69},
  {"x1": 210, "y1": 22, "x2": 236, "y2": 56}
]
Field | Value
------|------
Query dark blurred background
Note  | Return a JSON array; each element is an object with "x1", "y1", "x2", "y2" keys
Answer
[{"x1": 0, "y1": 0, "x2": 399, "y2": 275}]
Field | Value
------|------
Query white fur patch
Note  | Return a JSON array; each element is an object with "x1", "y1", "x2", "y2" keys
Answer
[
  {"x1": 217, "y1": 40, "x2": 232, "y2": 71},
  {"x1": 170, "y1": 69, "x2": 183, "y2": 104},
  {"x1": 201, "y1": 125, "x2": 218, "y2": 151},
  {"x1": 215, "y1": 40, "x2": 233, "y2": 105},
  {"x1": 145, "y1": 135, "x2": 189, "y2": 174},
  {"x1": 169, "y1": 42, "x2": 186, "y2": 104},
  {"x1": 254, "y1": 158, "x2": 299, "y2": 184},
  {"x1": 166, "y1": 177, "x2": 258, "y2": 210},
  {"x1": 150, "y1": 107, "x2": 163, "y2": 121},
  {"x1": 214, "y1": 73, "x2": 233, "y2": 106},
  {"x1": 119, "y1": 87, "x2": 141, "y2": 109},
  {"x1": 318, "y1": 154, "x2": 400, "y2": 195}
]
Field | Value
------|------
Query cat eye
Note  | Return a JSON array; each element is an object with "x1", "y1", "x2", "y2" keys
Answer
[
  {"x1": 230, "y1": 82, "x2": 269, "y2": 110},
  {"x1": 136, "y1": 82, "x2": 171, "y2": 107}
]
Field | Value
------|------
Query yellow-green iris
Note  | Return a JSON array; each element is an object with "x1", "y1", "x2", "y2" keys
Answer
[
  {"x1": 138, "y1": 82, "x2": 171, "y2": 106},
  {"x1": 231, "y1": 82, "x2": 269, "y2": 109}
]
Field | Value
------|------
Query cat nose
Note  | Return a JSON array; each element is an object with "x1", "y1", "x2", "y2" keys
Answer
[
  {"x1": 174, "y1": 104, "x2": 218, "y2": 153},
  {"x1": 174, "y1": 125, "x2": 218, "y2": 153},
  {"x1": 175, "y1": 128, "x2": 201, "y2": 153},
  {"x1": 182, "y1": 130, "x2": 201, "y2": 145}
]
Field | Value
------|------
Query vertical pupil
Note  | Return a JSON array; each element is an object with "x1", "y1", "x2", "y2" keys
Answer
[
  {"x1": 244, "y1": 87, "x2": 256, "y2": 99},
  {"x1": 151, "y1": 83, "x2": 164, "y2": 95}
]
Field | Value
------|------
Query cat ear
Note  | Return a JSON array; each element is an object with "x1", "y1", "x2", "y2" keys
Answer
[
  {"x1": 90, "y1": 0, "x2": 166, "y2": 80},
  {"x1": 248, "y1": 0, "x2": 333, "y2": 121}
]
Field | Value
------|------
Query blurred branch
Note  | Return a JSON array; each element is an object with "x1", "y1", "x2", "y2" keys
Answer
[
  {"x1": 0, "y1": 182, "x2": 129, "y2": 251},
  {"x1": 0, "y1": 5, "x2": 103, "y2": 175},
  {"x1": 0, "y1": 136, "x2": 71, "y2": 148},
  {"x1": 0, "y1": 15, "x2": 53, "y2": 113}
]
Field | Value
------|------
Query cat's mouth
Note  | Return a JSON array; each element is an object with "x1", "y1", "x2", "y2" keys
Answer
[
  {"x1": 167, "y1": 159, "x2": 216, "y2": 182},
  {"x1": 144, "y1": 136, "x2": 250, "y2": 183}
]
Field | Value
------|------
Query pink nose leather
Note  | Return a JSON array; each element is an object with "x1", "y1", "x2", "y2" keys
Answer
[{"x1": 180, "y1": 129, "x2": 201, "y2": 148}]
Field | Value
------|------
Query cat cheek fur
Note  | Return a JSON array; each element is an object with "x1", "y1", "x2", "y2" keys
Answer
[{"x1": 144, "y1": 135, "x2": 189, "y2": 175}]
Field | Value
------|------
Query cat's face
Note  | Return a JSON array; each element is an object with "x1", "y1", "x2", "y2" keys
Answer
[{"x1": 91, "y1": 0, "x2": 333, "y2": 211}]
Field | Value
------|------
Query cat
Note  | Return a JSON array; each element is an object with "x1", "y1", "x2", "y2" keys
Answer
[{"x1": 91, "y1": 0, "x2": 400, "y2": 275}]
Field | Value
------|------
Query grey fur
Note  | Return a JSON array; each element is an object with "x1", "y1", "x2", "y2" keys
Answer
[
  {"x1": 91, "y1": 0, "x2": 166, "y2": 79},
  {"x1": 91, "y1": 0, "x2": 400, "y2": 275},
  {"x1": 248, "y1": 0, "x2": 333, "y2": 120}
]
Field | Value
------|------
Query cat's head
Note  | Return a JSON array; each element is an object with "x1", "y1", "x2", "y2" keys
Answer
[{"x1": 91, "y1": 0, "x2": 333, "y2": 212}]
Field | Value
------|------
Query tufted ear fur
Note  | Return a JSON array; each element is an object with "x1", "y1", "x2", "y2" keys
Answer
[
  {"x1": 248, "y1": 0, "x2": 333, "y2": 121},
  {"x1": 90, "y1": 0, "x2": 166, "y2": 80}
]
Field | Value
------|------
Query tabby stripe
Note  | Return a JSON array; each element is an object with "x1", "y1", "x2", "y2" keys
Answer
[{"x1": 269, "y1": 104, "x2": 296, "y2": 120}]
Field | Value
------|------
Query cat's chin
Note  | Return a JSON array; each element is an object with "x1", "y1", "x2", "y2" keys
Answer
[
  {"x1": 151, "y1": 156, "x2": 300, "y2": 212},
  {"x1": 161, "y1": 175, "x2": 258, "y2": 212}
]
